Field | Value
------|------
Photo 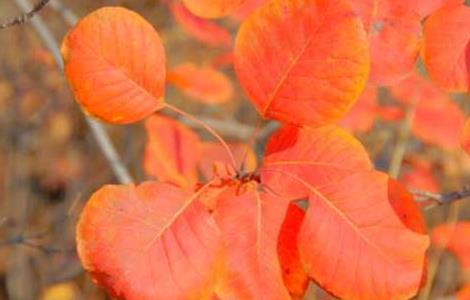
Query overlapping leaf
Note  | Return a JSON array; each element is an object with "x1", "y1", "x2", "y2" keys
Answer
[
  {"x1": 432, "y1": 222, "x2": 470, "y2": 269},
  {"x1": 167, "y1": 63, "x2": 234, "y2": 104},
  {"x1": 213, "y1": 183, "x2": 291, "y2": 299},
  {"x1": 461, "y1": 118, "x2": 470, "y2": 155},
  {"x1": 422, "y1": 4, "x2": 470, "y2": 92},
  {"x1": 76, "y1": 182, "x2": 222, "y2": 299},
  {"x1": 61, "y1": 7, "x2": 166, "y2": 124},
  {"x1": 170, "y1": 3, "x2": 232, "y2": 47},
  {"x1": 350, "y1": 0, "x2": 422, "y2": 85},
  {"x1": 260, "y1": 125, "x2": 429, "y2": 300},
  {"x1": 234, "y1": 0, "x2": 370, "y2": 126},
  {"x1": 143, "y1": 115, "x2": 201, "y2": 189},
  {"x1": 182, "y1": 0, "x2": 246, "y2": 18},
  {"x1": 338, "y1": 84, "x2": 378, "y2": 132}
]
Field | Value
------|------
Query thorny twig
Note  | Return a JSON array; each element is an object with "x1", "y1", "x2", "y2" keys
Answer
[{"x1": 0, "y1": 0, "x2": 50, "y2": 29}]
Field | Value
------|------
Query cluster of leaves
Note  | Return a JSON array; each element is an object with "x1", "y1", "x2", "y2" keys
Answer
[{"x1": 58, "y1": 0, "x2": 470, "y2": 299}]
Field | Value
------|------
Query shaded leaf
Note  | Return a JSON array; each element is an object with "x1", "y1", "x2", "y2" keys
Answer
[
  {"x1": 234, "y1": 0, "x2": 370, "y2": 126},
  {"x1": 77, "y1": 182, "x2": 222, "y2": 299},
  {"x1": 167, "y1": 63, "x2": 234, "y2": 104},
  {"x1": 143, "y1": 115, "x2": 201, "y2": 189},
  {"x1": 277, "y1": 203, "x2": 308, "y2": 299},
  {"x1": 231, "y1": 0, "x2": 266, "y2": 21},
  {"x1": 338, "y1": 84, "x2": 377, "y2": 132},
  {"x1": 182, "y1": 0, "x2": 246, "y2": 18},
  {"x1": 422, "y1": 4, "x2": 470, "y2": 92},
  {"x1": 213, "y1": 183, "x2": 291, "y2": 299},
  {"x1": 432, "y1": 222, "x2": 470, "y2": 269},
  {"x1": 461, "y1": 118, "x2": 470, "y2": 156},
  {"x1": 170, "y1": 3, "x2": 232, "y2": 47},
  {"x1": 62, "y1": 7, "x2": 166, "y2": 124}
]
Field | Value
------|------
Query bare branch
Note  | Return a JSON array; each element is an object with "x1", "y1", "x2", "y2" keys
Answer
[
  {"x1": 413, "y1": 186, "x2": 470, "y2": 209},
  {"x1": 11, "y1": 0, "x2": 134, "y2": 184},
  {"x1": 1, "y1": 0, "x2": 50, "y2": 29}
]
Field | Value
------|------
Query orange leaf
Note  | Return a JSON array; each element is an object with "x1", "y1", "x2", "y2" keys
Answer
[
  {"x1": 432, "y1": 222, "x2": 470, "y2": 270},
  {"x1": 422, "y1": 4, "x2": 470, "y2": 92},
  {"x1": 298, "y1": 171, "x2": 429, "y2": 300},
  {"x1": 167, "y1": 63, "x2": 234, "y2": 104},
  {"x1": 338, "y1": 84, "x2": 378, "y2": 132},
  {"x1": 62, "y1": 7, "x2": 166, "y2": 124},
  {"x1": 457, "y1": 284, "x2": 470, "y2": 300},
  {"x1": 412, "y1": 95, "x2": 465, "y2": 149},
  {"x1": 213, "y1": 183, "x2": 291, "y2": 299},
  {"x1": 351, "y1": 0, "x2": 422, "y2": 85},
  {"x1": 199, "y1": 142, "x2": 257, "y2": 180},
  {"x1": 461, "y1": 118, "x2": 470, "y2": 156},
  {"x1": 182, "y1": 0, "x2": 246, "y2": 19},
  {"x1": 234, "y1": 0, "x2": 370, "y2": 126},
  {"x1": 403, "y1": 0, "x2": 462, "y2": 18},
  {"x1": 261, "y1": 125, "x2": 372, "y2": 200},
  {"x1": 77, "y1": 182, "x2": 222, "y2": 299},
  {"x1": 143, "y1": 115, "x2": 201, "y2": 189},
  {"x1": 170, "y1": 3, "x2": 232, "y2": 47},
  {"x1": 277, "y1": 203, "x2": 309, "y2": 299},
  {"x1": 389, "y1": 72, "x2": 444, "y2": 106},
  {"x1": 231, "y1": 0, "x2": 266, "y2": 21}
]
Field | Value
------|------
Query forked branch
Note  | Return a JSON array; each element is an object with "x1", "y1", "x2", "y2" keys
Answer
[{"x1": 1, "y1": 0, "x2": 50, "y2": 29}]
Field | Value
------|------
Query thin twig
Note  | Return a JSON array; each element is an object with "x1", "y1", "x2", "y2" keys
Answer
[
  {"x1": 0, "y1": 0, "x2": 50, "y2": 29},
  {"x1": 413, "y1": 185, "x2": 470, "y2": 210},
  {"x1": 12, "y1": 0, "x2": 133, "y2": 184}
]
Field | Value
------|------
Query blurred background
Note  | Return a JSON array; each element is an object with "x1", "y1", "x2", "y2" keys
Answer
[{"x1": 0, "y1": 0, "x2": 469, "y2": 299}]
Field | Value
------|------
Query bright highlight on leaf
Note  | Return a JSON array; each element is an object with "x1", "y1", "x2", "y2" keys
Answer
[
  {"x1": 182, "y1": 0, "x2": 246, "y2": 19},
  {"x1": 422, "y1": 4, "x2": 470, "y2": 92},
  {"x1": 167, "y1": 63, "x2": 234, "y2": 104},
  {"x1": 234, "y1": 0, "x2": 370, "y2": 126},
  {"x1": 143, "y1": 115, "x2": 201, "y2": 189},
  {"x1": 61, "y1": 7, "x2": 166, "y2": 124},
  {"x1": 77, "y1": 182, "x2": 222, "y2": 300}
]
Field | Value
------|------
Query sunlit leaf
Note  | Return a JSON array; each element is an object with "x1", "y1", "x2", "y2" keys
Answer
[
  {"x1": 298, "y1": 171, "x2": 429, "y2": 300},
  {"x1": 261, "y1": 125, "x2": 372, "y2": 200},
  {"x1": 143, "y1": 115, "x2": 201, "y2": 189},
  {"x1": 61, "y1": 7, "x2": 166, "y2": 124},
  {"x1": 235, "y1": 0, "x2": 370, "y2": 126},
  {"x1": 167, "y1": 63, "x2": 234, "y2": 104},
  {"x1": 213, "y1": 183, "x2": 291, "y2": 299},
  {"x1": 422, "y1": 4, "x2": 470, "y2": 92}
]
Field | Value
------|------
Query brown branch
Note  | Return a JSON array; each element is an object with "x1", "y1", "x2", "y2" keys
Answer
[
  {"x1": 413, "y1": 185, "x2": 470, "y2": 209},
  {"x1": 0, "y1": 0, "x2": 50, "y2": 29}
]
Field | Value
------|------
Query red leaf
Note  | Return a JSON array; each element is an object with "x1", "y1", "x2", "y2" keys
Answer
[
  {"x1": 351, "y1": 0, "x2": 422, "y2": 85},
  {"x1": 412, "y1": 95, "x2": 465, "y2": 149},
  {"x1": 404, "y1": 0, "x2": 462, "y2": 18},
  {"x1": 77, "y1": 182, "x2": 222, "y2": 299},
  {"x1": 61, "y1": 7, "x2": 166, "y2": 124},
  {"x1": 213, "y1": 183, "x2": 291, "y2": 299},
  {"x1": 400, "y1": 159, "x2": 439, "y2": 193},
  {"x1": 422, "y1": 4, "x2": 470, "y2": 92},
  {"x1": 234, "y1": 0, "x2": 370, "y2": 126},
  {"x1": 338, "y1": 84, "x2": 378, "y2": 132},
  {"x1": 143, "y1": 115, "x2": 201, "y2": 189},
  {"x1": 198, "y1": 142, "x2": 257, "y2": 181},
  {"x1": 182, "y1": 0, "x2": 246, "y2": 19},
  {"x1": 167, "y1": 63, "x2": 234, "y2": 104},
  {"x1": 261, "y1": 125, "x2": 372, "y2": 200},
  {"x1": 432, "y1": 222, "x2": 470, "y2": 270},
  {"x1": 390, "y1": 72, "x2": 446, "y2": 105},
  {"x1": 298, "y1": 171, "x2": 429, "y2": 300},
  {"x1": 461, "y1": 118, "x2": 470, "y2": 155},
  {"x1": 170, "y1": 3, "x2": 232, "y2": 47},
  {"x1": 277, "y1": 203, "x2": 309, "y2": 299},
  {"x1": 231, "y1": 0, "x2": 266, "y2": 21}
]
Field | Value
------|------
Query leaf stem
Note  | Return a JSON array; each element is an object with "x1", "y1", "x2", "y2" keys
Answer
[{"x1": 164, "y1": 103, "x2": 237, "y2": 170}]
